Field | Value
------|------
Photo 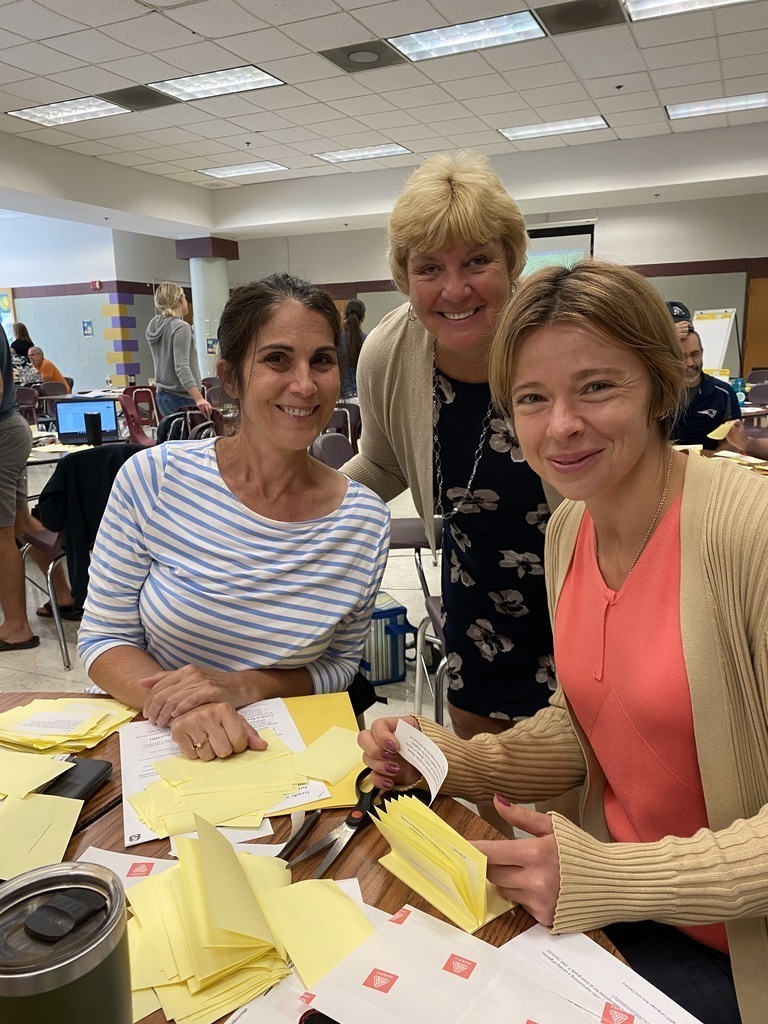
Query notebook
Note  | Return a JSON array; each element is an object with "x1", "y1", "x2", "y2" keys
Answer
[{"x1": 54, "y1": 397, "x2": 121, "y2": 444}]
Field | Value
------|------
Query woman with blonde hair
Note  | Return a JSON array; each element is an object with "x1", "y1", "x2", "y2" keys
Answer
[
  {"x1": 147, "y1": 282, "x2": 212, "y2": 419},
  {"x1": 360, "y1": 259, "x2": 768, "y2": 1023},
  {"x1": 344, "y1": 151, "x2": 559, "y2": 740}
]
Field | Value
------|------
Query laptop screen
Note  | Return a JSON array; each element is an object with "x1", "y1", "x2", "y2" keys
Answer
[{"x1": 55, "y1": 398, "x2": 120, "y2": 444}]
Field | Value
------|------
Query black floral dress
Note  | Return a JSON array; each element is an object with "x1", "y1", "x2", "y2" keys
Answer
[{"x1": 434, "y1": 371, "x2": 555, "y2": 720}]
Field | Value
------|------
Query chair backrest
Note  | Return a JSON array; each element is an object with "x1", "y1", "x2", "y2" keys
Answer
[
  {"x1": 40, "y1": 381, "x2": 68, "y2": 396},
  {"x1": 118, "y1": 393, "x2": 156, "y2": 447},
  {"x1": 747, "y1": 382, "x2": 768, "y2": 405},
  {"x1": 156, "y1": 408, "x2": 209, "y2": 443},
  {"x1": 206, "y1": 385, "x2": 224, "y2": 409},
  {"x1": 64, "y1": 376, "x2": 74, "y2": 391},
  {"x1": 123, "y1": 385, "x2": 158, "y2": 427},
  {"x1": 189, "y1": 419, "x2": 217, "y2": 440},
  {"x1": 335, "y1": 401, "x2": 362, "y2": 451},
  {"x1": 15, "y1": 386, "x2": 38, "y2": 425},
  {"x1": 324, "y1": 408, "x2": 350, "y2": 437},
  {"x1": 310, "y1": 432, "x2": 354, "y2": 469},
  {"x1": 201, "y1": 376, "x2": 220, "y2": 392},
  {"x1": 747, "y1": 370, "x2": 768, "y2": 385}
]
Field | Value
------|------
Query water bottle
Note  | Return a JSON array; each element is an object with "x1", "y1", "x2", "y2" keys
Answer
[
  {"x1": 733, "y1": 377, "x2": 745, "y2": 406},
  {"x1": 127, "y1": 374, "x2": 136, "y2": 387},
  {"x1": 104, "y1": 375, "x2": 112, "y2": 389}
]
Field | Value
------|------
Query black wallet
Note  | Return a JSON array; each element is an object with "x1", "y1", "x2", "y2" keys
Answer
[{"x1": 43, "y1": 757, "x2": 113, "y2": 801}]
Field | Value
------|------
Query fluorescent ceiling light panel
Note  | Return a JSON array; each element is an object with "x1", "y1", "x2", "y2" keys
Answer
[
  {"x1": 389, "y1": 13, "x2": 544, "y2": 61},
  {"x1": 625, "y1": 0, "x2": 755, "y2": 21},
  {"x1": 666, "y1": 91, "x2": 768, "y2": 118},
  {"x1": 198, "y1": 161, "x2": 287, "y2": 178},
  {"x1": 316, "y1": 143, "x2": 410, "y2": 163},
  {"x1": 8, "y1": 97, "x2": 129, "y2": 126},
  {"x1": 499, "y1": 116, "x2": 608, "y2": 140},
  {"x1": 151, "y1": 66, "x2": 282, "y2": 101}
]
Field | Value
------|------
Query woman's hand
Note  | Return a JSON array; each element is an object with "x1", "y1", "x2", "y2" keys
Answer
[
  {"x1": 357, "y1": 716, "x2": 422, "y2": 790},
  {"x1": 725, "y1": 419, "x2": 748, "y2": 452},
  {"x1": 140, "y1": 664, "x2": 249, "y2": 727},
  {"x1": 171, "y1": 702, "x2": 267, "y2": 760},
  {"x1": 473, "y1": 796, "x2": 562, "y2": 926},
  {"x1": 196, "y1": 396, "x2": 213, "y2": 417}
]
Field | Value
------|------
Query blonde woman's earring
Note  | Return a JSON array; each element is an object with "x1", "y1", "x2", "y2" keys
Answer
[{"x1": 407, "y1": 304, "x2": 418, "y2": 322}]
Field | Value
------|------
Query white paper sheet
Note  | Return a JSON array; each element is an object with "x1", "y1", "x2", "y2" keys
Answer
[
  {"x1": 168, "y1": 821, "x2": 274, "y2": 857},
  {"x1": 394, "y1": 719, "x2": 447, "y2": 804},
  {"x1": 77, "y1": 846, "x2": 175, "y2": 889}
]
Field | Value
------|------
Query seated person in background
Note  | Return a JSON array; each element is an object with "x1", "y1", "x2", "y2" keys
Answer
[
  {"x1": 78, "y1": 272, "x2": 390, "y2": 760},
  {"x1": 668, "y1": 328, "x2": 741, "y2": 450},
  {"x1": 360, "y1": 261, "x2": 768, "y2": 1024},
  {"x1": 28, "y1": 347, "x2": 70, "y2": 392},
  {"x1": 10, "y1": 348, "x2": 41, "y2": 386}
]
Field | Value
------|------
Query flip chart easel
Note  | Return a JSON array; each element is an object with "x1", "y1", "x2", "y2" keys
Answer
[{"x1": 693, "y1": 308, "x2": 738, "y2": 372}]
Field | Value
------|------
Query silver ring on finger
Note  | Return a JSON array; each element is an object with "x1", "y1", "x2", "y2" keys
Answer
[{"x1": 192, "y1": 737, "x2": 209, "y2": 751}]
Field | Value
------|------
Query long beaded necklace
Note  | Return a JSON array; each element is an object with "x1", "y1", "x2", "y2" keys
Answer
[
  {"x1": 432, "y1": 358, "x2": 494, "y2": 521},
  {"x1": 592, "y1": 448, "x2": 675, "y2": 576}
]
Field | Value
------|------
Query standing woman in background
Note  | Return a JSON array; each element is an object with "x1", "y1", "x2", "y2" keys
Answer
[
  {"x1": 147, "y1": 283, "x2": 212, "y2": 419},
  {"x1": 343, "y1": 151, "x2": 559, "y2": 742},
  {"x1": 339, "y1": 299, "x2": 366, "y2": 399},
  {"x1": 10, "y1": 323, "x2": 33, "y2": 361}
]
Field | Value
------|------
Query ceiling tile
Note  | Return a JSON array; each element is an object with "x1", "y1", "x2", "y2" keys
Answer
[
  {"x1": 1, "y1": 76, "x2": 77, "y2": 103},
  {"x1": 724, "y1": 72, "x2": 768, "y2": 95},
  {"x1": 164, "y1": 0, "x2": 267, "y2": 37},
  {"x1": 190, "y1": 120, "x2": 249, "y2": 138},
  {"x1": 159, "y1": 42, "x2": 247, "y2": 76},
  {"x1": 218, "y1": 27, "x2": 308, "y2": 63},
  {"x1": 482, "y1": 38, "x2": 562, "y2": 72},
  {"x1": 427, "y1": 115, "x2": 485, "y2": 135},
  {"x1": 563, "y1": 126, "x2": 617, "y2": 145},
  {"x1": 356, "y1": 108, "x2": 420, "y2": 128},
  {"x1": 172, "y1": 154, "x2": 224, "y2": 170},
  {"x1": 0, "y1": 66, "x2": 33, "y2": 86},
  {"x1": 307, "y1": 116, "x2": 367, "y2": 135},
  {"x1": 727, "y1": 105, "x2": 768, "y2": 125},
  {"x1": 613, "y1": 122, "x2": 671, "y2": 138},
  {"x1": 278, "y1": 102, "x2": 345, "y2": 125},
  {"x1": 555, "y1": 27, "x2": 646, "y2": 77},
  {"x1": 0, "y1": 0, "x2": 83, "y2": 39},
  {"x1": 607, "y1": 107, "x2": 668, "y2": 126},
  {"x1": 466, "y1": 140, "x2": 515, "y2": 155},
  {"x1": 103, "y1": 14, "x2": 199, "y2": 50},
  {"x1": 370, "y1": 82, "x2": 449, "y2": 108},
  {"x1": 718, "y1": 28, "x2": 768, "y2": 58},
  {"x1": 51, "y1": 110, "x2": 159, "y2": 137},
  {"x1": 1, "y1": 42, "x2": 85, "y2": 74},
  {"x1": 97, "y1": 132, "x2": 160, "y2": 151},
  {"x1": 296, "y1": 76, "x2": 371, "y2": 101},
  {"x1": 630, "y1": 9, "x2": 714, "y2": 47},
  {"x1": 462, "y1": 91, "x2": 530, "y2": 116},
  {"x1": 289, "y1": 136, "x2": 341, "y2": 153},
  {"x1": 722, "y1": 53, "x2": 768, "y2": 79},
  {"x1": 175, "y1": 138, "x2": 242, "y2": 156},
  {"x1": 134, "y1": 145, "x2": 192, "y2": 162},
  {"x1": 259, "y1": 53, "x2": 345, "y2": 83},
  {"x1": 501, "y1": 62, "x2": 576, "y2": 91},
  {"x1": 100, "y1": 150, "x2": 156, "y2": 166},
  {"x1": 480, "y1": 107, "x2": 536, "y2": 128},
  {"x1": 411, "y1": 101, "x2": 468, "y2": 121},
  {"x1": 231, "y1": 85, "x2": 310, "y2": 109},
  {"x1": 99, "y1": 54, "x2": 186, "y2": 84},
  {"x1": 535, "y1": 99, "x2": 600, "y2": 120},
  {"x1": 36, "y1": 1, "x2": 146, "y2": 27},
  {"x1": 584, "y1": 71, "x2": 653, "y2": 97},
  {"x1": 353, "y1": 0, "x2": 448, "y2": 37},
  {"x1": 260, "y1": 125, "x2": 324, "y2": 143},
  {"x1": 48, "y1": 28, "x2": 139, "y2": 62},
  {"x1": 418, "y1": 52, "x2": 495, "y2": 82},
  {"x1": 385, "y1": 122, "x2": 442, "y2": 141},
  {"x1": 408, "y1": 136, "x2": 454, "y2": 153},
  {"x1": 329, "y1": 93, "x2": 397, "y2": 115},
  {"x1": 242, "y1": 0, "x2": 341, "y2": 27},
  {"x1": 354, "y1": 65, "x2": 432, "y2": 92},
  {"x1": 226, "y1": 110, "x2": 295, "y2": 131},
  {"x1": 49, "y1": 65, "x2": 135, "y2": 93},
  {"x1": 327, "y1": 129, "x2": 390, "y2": 147},
  {"x1": 141, "y1": 104, "x2": 216, "y2": 127},
  {"x1": 446, "y1": 128, "x2": 502, "y2": 147},
  {"x1": 714, "y1": 0, "x2": 768, "y2": 34},
  {"x1": 137, "y1": 126, "x2": 204, "y2": 146},
  {"x1": 650, "y1": 61, "x2": 721, "y2": 89},
  {"x1": 430, "y1": 0, "x2": 528, "y2": 18},
  {"x1": 191, "y1": 94, "x2": 266, "y2": 117},
  {"x1": 0, "y1": 112, "x2": 36, "y2": 133},
  {"x1": 0, "y1": 86, "x2": 36, "y2": 112},
  {"x1": 443, "y1": 74, "x2": 512, "y2": 100},
  {"x1": 643, "y1": 38, "x2": 719, "y2": 70},
  {"x1": 520, "y1": 82, "x2": 589, "y2": 106},
  {"x1": 279, "y1": 153, "x2": 327, "y2": 167},
  {"x1": 0, "y1": 30, "x2": 32, "y2": 50},
  {"x1": 512, "y1": 136, "x2": 566, "y2": 150},
  {"x1": 282, "y1": 11, "x2": 377, "y2": 48},
  {"x1": 670, "y1": 112, "x2": 727, "y2": 131},
  {"x1": 16, "y1": 126, "x2": 75, "y2": 144},
  {"x1": 595, "y1": 90, "x2": 661, "y2": 113},
  {"x1": 657, "y1": 82, "x2": 723, "y2": 104}
]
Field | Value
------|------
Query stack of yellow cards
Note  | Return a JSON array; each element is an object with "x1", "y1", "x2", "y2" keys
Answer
[
  {"x1": 129, "y1": 726, "x2": 362, "y2": 838},
  {"x1": 0, "y1": 697, "x2": 134, "y2": 754},
  {"x1": 371, "y1": 795, "x2": 514, "y2": 933}
]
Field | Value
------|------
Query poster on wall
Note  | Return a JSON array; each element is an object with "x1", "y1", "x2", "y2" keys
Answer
[
  {"x1": 0, "y1": 288, "x2": 15, "y2": 343},
  {"x1": 82, "y1": 320, "x2": 93, "y2": 336}
]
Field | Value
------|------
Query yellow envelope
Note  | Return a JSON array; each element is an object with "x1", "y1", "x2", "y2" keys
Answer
[
  {"x1": 259, "y1": 879, "x2": 374, "y2": 989},
  {"x1": 0, "y1": 793, "x2": 82, "y2": 879},
  {"x1": 0, "y1": 747, "x2": 73, "y2": 798}
]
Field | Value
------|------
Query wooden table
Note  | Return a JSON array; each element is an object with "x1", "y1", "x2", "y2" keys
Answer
[
  {"x1": 0, "y1": 691, "x2": 124, "y2": 831},
  {"x1": 68, "y1": 796, "x2": 619, "y2": 1024}
]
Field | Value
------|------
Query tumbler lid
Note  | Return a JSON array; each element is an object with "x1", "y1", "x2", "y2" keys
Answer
[{"x1": 0, "y1": 863, "x2": 124, "y2": 997}]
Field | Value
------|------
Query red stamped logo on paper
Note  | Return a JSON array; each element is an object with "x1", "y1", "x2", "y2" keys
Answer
[
  {"x1": 363, "y1": 969, "x2": 398, "y2": 994},
  {"x1": 442, "y1": 954, "x2": 477, "y2": 979},
  {"x1": 298, "y1": 992, "x2": 315, "y2": 1005},
  {"x1": 388, "y1": 908, "x2": 411, "y2": 925},
  {"x1": 601, "y1": 1005, "x2": 634, "y2": 1024},
  {"x1": 126, "y1": 862, "x2": 154, "y2": 877}
]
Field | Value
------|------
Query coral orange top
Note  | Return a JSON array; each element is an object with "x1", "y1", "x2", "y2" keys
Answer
[{"x1": 556, "y1": 493, "x2": 727, "y2": 952}]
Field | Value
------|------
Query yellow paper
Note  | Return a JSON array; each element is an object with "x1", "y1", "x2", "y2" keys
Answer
[
  {"x1": 127, "y1": 915, "x2": 167, "y2": 991},
  {"x1": 0, "y1": 793, "x2": 82, "y2": 879},
  {"x1": 0, "y1": 747, "x2": 74, "y2": 798},
  {"x1": 127, "y1": 869, "x2": 187, "y2": 982},
  {"x1": 281, "y1": 693, "x2": 360, "y2": 811},
  {"x1": 291, "y1": 726, "x2": 363, "y2": 785},
  {"x1": 371, "y1": 795, "x2": 514, "y2": 933},
  {"x1": 259, "y1": 879, "x2": 374, "y2": 989},
  {"x1": 707, "y1": 419, "x2": 738, "y2": 440},
  {"x1": 131, "y1": 986, "x2": 160, "y2": 1024},
  {"x1": 0, "y1": 697, "x2": 133, "y2": 754}
]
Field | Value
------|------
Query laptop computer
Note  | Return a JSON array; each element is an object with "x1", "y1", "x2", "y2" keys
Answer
[{"x1": 54, "y1": 397, "x2": 121, "y2": 444}]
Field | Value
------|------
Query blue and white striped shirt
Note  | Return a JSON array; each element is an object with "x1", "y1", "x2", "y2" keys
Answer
[{"x1": 78, "y1": 440, "x2": 390, "y2": 693}]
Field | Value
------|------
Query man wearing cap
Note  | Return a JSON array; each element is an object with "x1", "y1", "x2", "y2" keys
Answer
[{"x1": 668, "y1": 307, "x2": 741, "y2": 450}]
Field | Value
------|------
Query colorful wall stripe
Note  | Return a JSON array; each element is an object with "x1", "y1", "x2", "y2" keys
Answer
[{"x1": 102, "y1": 293, "x2": 140, "y2": 386}]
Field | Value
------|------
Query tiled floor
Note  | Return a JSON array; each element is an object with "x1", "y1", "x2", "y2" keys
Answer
[{"x1": 2, "y1": 474, "x2": 444, "y2": 730}]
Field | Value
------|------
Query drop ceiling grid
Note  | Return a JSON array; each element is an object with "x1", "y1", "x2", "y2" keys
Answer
[{"x1": 0, "y1": 0, "x2": 758, "y2": 183}]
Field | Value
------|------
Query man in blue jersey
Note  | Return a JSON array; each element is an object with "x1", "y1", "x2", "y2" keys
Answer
[{"x1": 669, "y1": 327, "x2": 741, "y2": 451}]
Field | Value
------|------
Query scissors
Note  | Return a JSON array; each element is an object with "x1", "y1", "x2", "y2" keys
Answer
[{"x1": 289, "y1": 768, "x2": 428, "y2": 878}]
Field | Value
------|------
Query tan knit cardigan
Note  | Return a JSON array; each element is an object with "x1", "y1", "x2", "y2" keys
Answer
[
  {"x1": 421, "y1": 452, "x2": 768, "y2": 1024},
  {"x1": 342, "y1": 301, "x2": 562, "y2": 552}
]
